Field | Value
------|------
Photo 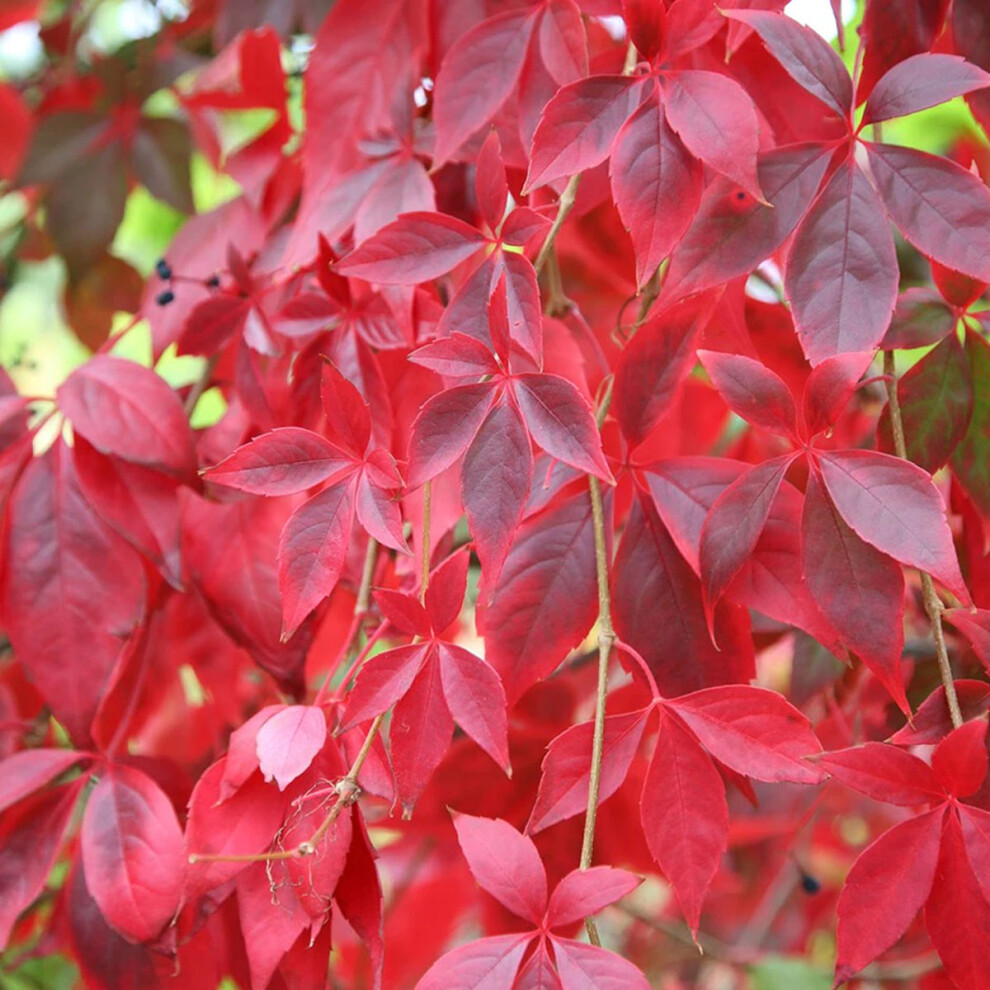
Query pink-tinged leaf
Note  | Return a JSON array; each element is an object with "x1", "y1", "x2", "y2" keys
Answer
[
  {"x1": 882, "y1": 288, "x2": 958, "y2": 350},
  {"x1": 0, "y1": 749, "x2": 88, "y2": 815},
  {"x1": 641, "y1": 711, "x2": 727, "y2": 934},
  {"x1": 453, "y1": 814, "x2": 548, "y2": 923},
  {"x1": 539, "y1": 0, "x2": 587, "y2": 85},
  {"x1": 816, "y1": 743, "x2": 943, "y2": 805},
  {"x1": 925, "y1": 809, "x2": 990, "y2": 990},
  {"x1": 664, "y1": 144, "x2": 831, "y2": 302},
  {"x1": 613, "y1": 297, "x2": 706, "y2": 448},
  {"x1": 481, "y1": 492, "x2": 597, "y2": 703},
  {"x1": 547, "y1": 867, "x2": 642, "y2": 929},
  {"x1": 724, "y1": 9, "x2": 852, "y2": 117},
  {"x1": 0, "y1": 444, "x2": 146, "y2": 745},
  {"x1": 528, "y1": 709, "x2": 649, "y2": 834},
  {"x1": 503, "y1": 252, "x2": 544, "y2": 364},
  {"x1": 835, "y1": 806, "x2": 944, "y2": 982},
  {"x1": 945, "y1": 609, "x2": 990, "y2": 675},
  {"x1": 699, "y1": 455, "x2": 794, "y2": 619},
  {"x1": 255, "y1": 705, "x2": 327, "y2": 791},
  {"x1": 525, "y1": 76, "x2": 643, "y2": 191},
  {"x1": 406, "y1": 382, "x2": 497, "y2": 488},
  {"x1": 415, "y1": 934, "x2": 531, "y2": 990},
  {"x1": 355, "y1": 473, "x2": 407, "y2": 553},
  {"x1": 342, "y1": 643, "x2": 431, "y2": 729},
  {"x1": 373, "y1": 589, "x2": 430, "y2": 638},
  {"x1": 785, "y1": 158, "x2": 897, "y2": 365},
  {"x1": 802, "y1": 352, "x2": 872, "y2": 437},
  {"x1": 278, "y1": 479, "x2": 357, "y2": 638},
  {"x1": 355, "y1": 157, "x2": 437, "y2": 245},
  {"x1": 221, "y1": 705, "x2": 284, "y2": 800},
  {"x1": 551, "y1": 937, "x2": 651, "y2": 989},
  {"x1": 0, "y1": 781, "x2": 83, "y2": 951},
  {"x1": 425, "y1": 549, "x2": 471, "y2": 633},
  {"x1": 57, "y1": 355, "x2": 196, "y2": 480},
  {"x1": 336, "y1": 213, "x2": 487, "y2": 284},
  {"x1": 931, "y1": 719, "x2": 988, "y2": 798},
  {"x1": 668, "y1": 685, "x2": 825, "y2": 784},
  {"x1": 817, "y1": 449, "x2": 969, "y2": 603},
  {"x1": 863, "y1": 53, "x2": 990, "y2": 124},
  {"x1": 205, "y1": 427, "x2": 354, "y2": 495},
  {"x1": 178, "y1": 295, "x2": 252, "y2": 356},
  {"x1": 515, "y1": 942, "x2": 561, "y2": 990},
  {"x1": 475, "y1": 130, "x2": 508, "y2": 233},
  {"x1": 663, "y1": 69, "x2": 763, "y2": 202},
  {"x1": 878, "y1": 333, "x2": 973, "y2": 473},
  {"x1": 409, "y1": 333, "x2": 500, "y2": 379},
  {"x1": 959, "y1": 805, "x2": 990, "y2": 907},
  {"x1": 501, "y1": 207, "x2": 552, "y2": 247},
  {"x1": 463, "y1": 400, "x2": 533, "y2": 586},
  {"x1": 890, "y1": 680, "x2": 990, "y2": 745},
  {"x1": 613, "y1": 495, "x2": 755, "y2": 697},
  {"x1": 184, "y1": 760, "x2": 287, "y2": 902},
  {"x1": 698, "y1": 350, "x2": 797, "y2": 437},
  {"x1": 432, "y1": 8, "x2": 538, "y2": 165},
  {"x1": 610, "y1": 92, "x2": 702, "y2": 288},
  {"x1": 513, "y1": 374, "x2": 611, "y2": 481},
  {"x1": 439, "y1": 643, "x2": 510, "y2": 772},
  {"x1": 392, "y1": 658, "x2": 455, "y2": 812},
  {"x1": 81, "y1": 765, "x2": 183, "y2": 943},
  {"x1": 802, "y1": 472, "x2": 907, "y2": 710},
  {"x1": 866, "y1": 143, "x2": 990, "y2": 283},
  {"x1": 321, "y1": 360, "x2": 372, "y2": 456}
]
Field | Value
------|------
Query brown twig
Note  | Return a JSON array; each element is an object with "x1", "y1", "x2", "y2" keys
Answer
[{"x1": 883, "y1": 351, "x2": 963, "y2": 729}]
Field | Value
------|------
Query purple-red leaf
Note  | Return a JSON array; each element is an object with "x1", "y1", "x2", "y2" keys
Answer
[
  {"x1": 255, "y1": 705, "x2": 328, "y2": 791},
  {"x1": 698, "y1": 350, "x2": 797, "y2": 436}
]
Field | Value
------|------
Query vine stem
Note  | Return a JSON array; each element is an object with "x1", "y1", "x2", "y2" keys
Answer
[
  {"x1": 534, "y1": 174, "x2": 580, "y2": 277},
  {"x1": 579, "y1": 388, "x2": 616, "y2": 946},
  {"x1": 883, "y1": 351, "x2": 963, "y2": 729}
]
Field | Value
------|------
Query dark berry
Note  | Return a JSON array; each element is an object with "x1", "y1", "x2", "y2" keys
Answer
[
  {"x1": 156, "y1": 289, "x2": 175, "y2": 306},
  {"x1": 800, "y1": 873, "x2": 821, "y2": 895},
  {"x1": 206, "y1": 274, "x2": 220, "y2": 288},
  {"x1": 155, "y1": 258, "x2": 172, "y2": 280}
]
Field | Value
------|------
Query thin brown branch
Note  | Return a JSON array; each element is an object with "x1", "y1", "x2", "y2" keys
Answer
[
  {"x1": 883, "y1": 351, "x2": 963, "y2": 729},
  {"x1": 534, "y1": 174, "x2": 580, "y2": 277}
]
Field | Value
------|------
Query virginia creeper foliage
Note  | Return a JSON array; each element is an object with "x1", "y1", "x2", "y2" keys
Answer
[{"x1": 2, "y1": 0, "x2": 990, "y2": 987}]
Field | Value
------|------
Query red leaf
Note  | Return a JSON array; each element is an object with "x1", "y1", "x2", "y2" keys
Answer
[
  {"x1": 551, "y1": 937, "x2": 650, "y2": 987},
  {"x1": 539, "y1": 0, "x2": 587, "y2": 85},
  {"x1": 336, "y1": 213, "x2": 487, "y2": 284},
  {"x1": 406, "y1": 382, "x2": 497, "y2": 488},
  {"x1": 698, "y1": 350, "x2": 797, "y2": 436},
  {"x1": 668, "y1": 685, "x2": 824, "y2": 784},
  {"x1": 925, "y1": 809, "x2": 990, "y2": 990},
  {"x1": 205, "y1": 427, "x2": 355, "y2": 495},
  {"x1": 610, "y1": 92, "x2": 702, "y2": 288},
  {"x1": 959, "y1": 804, "x2": 990, "y2": 908},
  {"x1": 514, "y1": 374, "x2": 610, "y2": 480},
  {"x1": 817, "y1": 449, "x2": 969, "y2": 603},
  {"x1": 81, "y1": 764, "x2": 183, "y2": 942},
  {"x1": 817, "y1": 743, "x2": 944, "y2": 805},
  {"x1": 221, "y1": 705, "x2": 284, "y2": 800},
  {"x1": 278, "y1": 479, "x2": 356, "y2": 638},
  {"x1": 463, "y1": 399, "x2": 533, "y2": 587},
  {"x1": 641, "y1": 710, "x2": 727, "y2": 935},
  {"x1": 785, "y1": 158, "x2": 898, "y2": 365},
  {"x1": 342, "y1": 644, "x2": 431, "y2": 729},
  {"x1": 546, "y1": 867, "x2": 641, "y2": 929},
  {"x1": 409, "y1": 333, "x2": 500, "y2": 379},
  {"x1": 432, "y1": 8, "x2": 538, "y2": 166},
  {"x1": 866, "y1": 142, "x2": 990, "y2": 283},
  {"x1": 623, "y1": 0, "x2": 666, "y2": 60},
  {"x1": 321, "y1": 360, "x2": 373, "y2": 456},
  {"x1": 883, "y1": 288, "x2": 958, "y2": 350},
  {"x1": 944, "y1": 609, "x2": 990, "y2": 675},
  {"x1": 0, "y1": 749, "x2": 88, "y2": 815},
  {"x1": 699, "y1": 455, "x2": 794, "y2": 620},
  {"x1": 802, "y1": 353, "x2": 872, "y2": 437},
  {"x1": 57, "y1": 356, "x2": 196, "y2": 480},
  {"x1": 835, "y1": 806, "x2": 944, "y2": 982},
  {"x1": 801, "y1": 472, "x2": 908, "y2": 709},
  {"x1": 931, "y1": 718, "x2": 988, "y2": 798},
  {"x1": 475, "y1": 130, "x2": 508, "y2": 233},
  {"x1": 527, "y1": 708, "x2": 649, "y2": 834},
  {"x1": 515, "y1": 941, "x2": 561, "y2": 990},
  {"x1": 503, "y1": 252, "x2": 544, "y2": 364},
  {"x1": 663, "y1": 144, "x2": 831, "y2": 302},
  {"x1": 0, "y1": 781, "x2": 82, "y2": 951},
  {"x1": 255, "y1": 705, "x2": 328, "y2": 791},
  {"x1": 724, "y1": 9, "x2": 852, "y2": 117},
  {"x1": 862, "y1": 53, "x2": 990, "y2": 124},
  {"x1": 452, "y1": 814, "x2": 547, "y2": 924},
  {"x1": 355, "y1": 472, "x2": 407, "y2": 553},
  {"x1": 890, "y1": 680, "x2": 990, "y2": 745},
  {"x1": 184, "y1": 759, "x2": 287, "y2": 903},
  {"x1": 525, "y1": 76, "x2": 643, "y2": 191},
  {"x1": 663, "y1": 70, "x2": 764, "y2": 202},
  {"x1": 373, "y1": 589, "x2": 431, "y2": 638},
  {"x1": 481, "y1": 491, "x2": 598, "y2": 703},
  {"x1": 425, "y1": 549, "x2": 470, "y2": 633},
  {"x1": 416, "y1": 933, "x2": 531, "y2": 990},
  {"x1": 438, "y1": 643, "x2": 510, "y2": 772}
]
